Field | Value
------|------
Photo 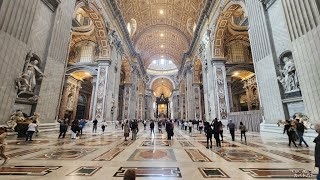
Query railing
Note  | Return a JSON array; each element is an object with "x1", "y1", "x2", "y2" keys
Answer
[{"x1": 228, "y1": 110, "x2": 263, "y2": 132}]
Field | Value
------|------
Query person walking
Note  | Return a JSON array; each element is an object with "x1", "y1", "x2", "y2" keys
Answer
[
  {"x1": 313, "y1": 123, "x2": 320, "y2": 180},
  {"x1": 283, "y1": 120, "x2": 297, "y2": 147},
  {"x1": 58, "y1": 119, "x2": 68, "y2": 139},
  {"x1": 205, "y1": 122, "x2": 213, "y2": 149},
  {"x1": 26, "y1": 120, "x2": 38, "y2": 141},
  {"x1": 166, "y1": 120, "x2": 172, "y2": 140},
  {"x1": 158, "y1": 121, "x2": 163, "y2": 133},
  {"x1": 0, "y1": 127, "x2": 9, "y2": 165},
  {"x1": 218, "y1": 119, "x2": 224, "y2": 141},
  {"x1": 79, "y1": 119, "x2": 86, "y2": 135},
  {"x1": 199, "y1": 120, "x2": 204, "y2": 134},
  {"x1": 131, "y1": 120, "x2": 138, "y2": 140},
  {"x1": 188, "y1": 121, "x2": 192, "y2": 134},
  {"x1": 295, "y1": 119, "x2": 309, "y2": 147},
  {"x1": 124, "y1": 121, "x2": 130, "y2": 141},
  {"x1": 143, "y1": 120, "x2": 147, "y2": 130},
  {"x1": 239, "y1": 122, "x2": 247, "y2": 142},
  {"x1": 150, "y1": 120, "x2": 155, "y2": 135},
  {"x1": 101, "y1": 121, "x2": 106, "y2": 133},
  {"x1": 71, "y1": 119, "x2": 79, "y2": 139},
  {"x1": 212, "y1": 119, "x2": 221, "y2": 147},
  {"x1": 184, "y1": 121, "x2": 188, "y2": 131},
  {"x1": 92, "y1": 119, "x2": 98, "y2": 133},
  {"x1": 227, "y1": 120, "x2": 236, "y2": 141}
]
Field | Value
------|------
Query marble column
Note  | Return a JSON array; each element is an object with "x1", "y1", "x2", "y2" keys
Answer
[
  {"x1": 92, "y1": 59, "x2": 111, "y2": 122},
  {"x1": 227, "y1": 76, "x2": 234, "y2": 112},
  {"x1": 71, "y1": 81, "x2": 82, "y2": 120},
  {"x1": 186, "y1": 65, "x2": 195, "y2": 120},
  {"x1": 211, "y1": 59, "x2": 230, "y2": 120},
  {"x1": 88, "y1": 76, "x2": 97, "y2": 120}
]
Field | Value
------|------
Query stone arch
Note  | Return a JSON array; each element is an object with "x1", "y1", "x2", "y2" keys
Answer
[
  {"x1": 74, "y1": 1, "x2": 110, "y2": 58},
  {"x1": 149, "y1": 76, "x2": 176, "y2": 90},
  {"x1": 213, "y1": 1, "x2": 248, "y2": 58}
]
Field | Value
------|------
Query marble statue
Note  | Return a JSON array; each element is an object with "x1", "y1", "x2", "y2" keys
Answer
[
  {"x1": 25, "y1": 60, "x2": 45, "y2": 92},
  {"x1": 7, "y1": 110, "x2": 25, "y2": 130},
  {"x1": 278, "y1": 57, "x2": 299, "y2": 93},
  {"x1": 15, "y1": 74, "x2": 31, "y2": 97},
  {"x1": 277, "y1": 112, "x2": 312, "y2": 129}
]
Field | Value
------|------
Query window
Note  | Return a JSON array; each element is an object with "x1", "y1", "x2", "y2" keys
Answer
[
  {"x1": 160, "y1": 59, "x2": 165, "y2": 64},
  {"x1": 79, "y1": 46, "x2": 94, "y2": 63},
  {"x1": 168, "y1": 60, "x2": 172, "y2": 64}
]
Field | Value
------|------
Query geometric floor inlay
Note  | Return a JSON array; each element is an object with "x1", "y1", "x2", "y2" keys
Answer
[
  {"x1": 29, "y1": 148, "x2": 96, "y2": 160},
  {"x1": 7, "y1": 140, "x2": 52, "y2": 145},
  {"x1": 93, "y1": 148, "x2": 124, "y2": 161},
  {"x1": 212, "y1": 149, "x2": 281, "y2": 162},
  {"x1": 128, "y1": 149, "x2": 176, "y2": 161},
  {"x1": 113, "y1": 167, "x2": 182, "y2": 178},
  {"x1": 76, "y1": 140, "x2": 114, "y2": 146},
  {"x1": 198, "y1": 141, "x2": 239, "y2": 147},
  {"x1": 67, "y1": 166, "x2": 101, "y2": 176},
  {"x1": 291, "y1": 150, "x2": 315, "y2": 156},
  {"x1": 240, "y1": 168, "x2": 314, "y2": 178},
  {"x1": 179, "y1": 141, "x2": 194, "y2": 147},
  {"x1": 141, "y1": 141, "x2": 170, "y2": 147},
  {"x1": 198, "y1": 168, "x2": 230, "y2": 178},
  {"x1": 185, "y1": 149, "x2": 212, "y2": 162},
  {"x1": 117, "y1": 141, "x2": 134, "y2": 147},
  {"x1": 7, "y1": 148, "x2": 46, "y2": 158},
  {"x1": 0, "y1": 166, "x2": 61, "y2": 176},
  {"x1": 264, "y1": 149, "x2": 314, "y2": 163}
]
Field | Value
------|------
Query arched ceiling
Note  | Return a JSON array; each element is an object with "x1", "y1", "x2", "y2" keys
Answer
[
  {"x1": 117, "y1": 0, "x2": 205, "y2": 69},
  {"x1": 151, "y1": 78, "x2": 174, "y2": 97}
]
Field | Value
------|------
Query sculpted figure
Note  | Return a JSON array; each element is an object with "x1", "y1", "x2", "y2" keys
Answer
[
  {"x1": 7, "y1": 110, "x2": 25, "y2": 130},
  {"x1": 25, "y1": 60, "x2": 45, "y2": 92},
  {"x1": 15, "y1": 74, "x2": 31, "y2": 96},
  {"x1": 278, "y1": 57, "x2": 299, "y2": 93}
]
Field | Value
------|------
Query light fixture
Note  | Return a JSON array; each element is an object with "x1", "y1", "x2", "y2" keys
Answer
[
  {"x1": 161, "y1": 55, "x2": 164, "y2": 58},
  {"x1": 233, "y1": 72, "x2": 239, "y2": 76},
  {"x1": 160, "y1": 33, "x2": 164, "y2": 37},
  {"x1": 159, "y1": 10, "x2": 164, "y2": 14},
  {"x1": 160, "y1": 45, "x2": 164, "y2": 48}
]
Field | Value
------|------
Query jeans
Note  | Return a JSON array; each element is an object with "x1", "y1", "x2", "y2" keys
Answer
[
  {"x1": 26, "y1": 131, "x2": 34, "y2": 141},
  {"x1": 229, "y1": 129, "x2": 235, "y2": 141},
  {"x1": 132, "y1": 129, "x2": 137, "y2": 140},
  {"x1": 92, "y1": 125, "x2": 97, "y2": 133},
  {"x1": 206, "y1": 135, "x2": 212, "y2": 147},
  {"x1": 58, "y1": 131, "x2": 66, "y2": 138},
  {"x1": 297, "y1": 131, "x2": 308, "y2": 146},
  {"x1": 241, "y1": 131, "x2": 246, "y2": 142}
]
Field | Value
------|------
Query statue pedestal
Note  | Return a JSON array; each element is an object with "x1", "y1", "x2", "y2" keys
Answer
[{"x1": 14, "y1": 123, "x2": 29, "y2": 137}]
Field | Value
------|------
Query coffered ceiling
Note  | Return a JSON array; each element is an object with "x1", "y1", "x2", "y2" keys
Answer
[
  {"x1": 117, "y1": 0, "x2": 205, "y2": 68},
  {"x1": 151, "y1": 77, "x2": 174, "y2": 97}
]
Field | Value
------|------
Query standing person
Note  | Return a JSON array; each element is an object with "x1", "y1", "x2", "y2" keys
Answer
[
  {"x1": 205, "y1": 122, "x2": 213, "y2": 149},
  {"x1": 131, "y1": 120, "x2": 138, "y2": 140},
  {"x1": 124, "y1": 121, "x2": 130, "y2": 141},
  {"x1": 184, "y1": 121, "x2": 188, "y2": 131},
  {"x1": 92, "y1": 119, "x2": 98, "y2": 133},
  {"x1": 212, "y1": 119, "x2": 221, "y2": 147},
  {"x1": 71, "y1": 119, "x2": 79, "y2": 139},
  {"x1": 283, "y1": 120, "x2": 297, "y2": 147},
  {"x1": 143, "y1": 120, "x2": 147, "y2": 130},
  {"x1": 26, "y1": 120, "x2": 38, "y2": 141},
  {"x1": 239, "y1": 122, "x2": 247, "y2": 142},
  {"x1": 101, "y1": 121, "x2": 106, "y2": 133},
  {"x1": 79, "y1": 119, "x2": 86, "y2": 135},
  {"x1": 121, "y1": 120, "x2": 124, "y2": 130},
  {"x1": 166, "y1": 120, "x2": 172, "y2": 140},
  {"x1": 313, "y1": 123, "x2": 320, "y2": 180},
  {"x1": 199, "y1": 120, "x2": 204, "y2": 134},
  {"x1": 0, "y1": 127, "x2": 9, "y2": 164},
  {"x1": 150, "y1": 121, "x2": 155, "y2": 135},
  {"x1": 188, "y1": 121, "x2": 192, "y2": 134},
  {"x1": 158, "y1": 121, "x2": 163, "y2": 133},
  {"x1": 295, "y1": 119, "x2": 309, "y2": 147},
  {"x1": 227, "y1": 120, "x2": 236, "y2": 141},
  {"x1": 218, "y1": 119, "x2": 224, "y2": 141},
  {"x1": 58, "y1": 119, "x2": 68, "y2": 139}
]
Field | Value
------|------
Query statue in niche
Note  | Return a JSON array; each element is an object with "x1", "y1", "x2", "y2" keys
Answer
[
  {"x1": 15, "y1": 52, "x2": 45, "y2": 99},
  {"x1": 67, "y1": 93, "x2": 74, "y2": 110},
  {"x1": 278, "y1": 56, "x2": 299, "y2": 93}
]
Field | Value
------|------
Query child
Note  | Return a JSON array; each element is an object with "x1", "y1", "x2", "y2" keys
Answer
[
  {"x1": 101, "y1": 121, "x2": 106, "y2": 133},
  {"x1": 0, "y1": 127, "x2": 9, "y2": 165}
]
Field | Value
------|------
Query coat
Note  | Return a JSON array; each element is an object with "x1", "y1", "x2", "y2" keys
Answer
[
  {"x1": 124, "y1": 124, "x2": 130, "y2": 134},
  {"x1": 314, "y1": 135, "x2": 320, "y2": 167}
]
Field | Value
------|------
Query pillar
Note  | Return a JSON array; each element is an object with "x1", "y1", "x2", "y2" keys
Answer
[
  {"x1": 92, "y1": 59, "x2": 111, "y2": 121},
  {"x1": 212, "y1": 59, "x2": 230, "y2": 120}
]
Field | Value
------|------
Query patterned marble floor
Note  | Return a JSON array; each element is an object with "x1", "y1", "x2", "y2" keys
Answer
[{"x1": 0, "y1": 123, "x2": 317, "y2": 180}]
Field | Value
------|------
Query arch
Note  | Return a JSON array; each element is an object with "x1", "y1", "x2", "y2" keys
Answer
[
  {"x1": 149, "y1": 76, "x2": 176, "y2": 90},
  {"x1": 74, "y1": 1, "x2": 109, "y2": 58},
  {"x1": 66, "y1": 65, "x2": 98, "y2": 76},
  {"x1": 213, "y1": 1, "x2": 248, "y2": 58},
  {"x1": 226, "y1": 64, "x2": 254, "y2": 76}
]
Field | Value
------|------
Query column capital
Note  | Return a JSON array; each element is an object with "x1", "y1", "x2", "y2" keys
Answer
[
  {"x1": 97, "y1": 58, "x2": 111, "y2": 66},
  {"x1": 211, "y1": 57, "x2": 227, "y2": 65}
]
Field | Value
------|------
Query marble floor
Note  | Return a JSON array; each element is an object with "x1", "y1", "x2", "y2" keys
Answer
[{"x1": 0, "y1": 123, "x2": 317, "y2": 180}]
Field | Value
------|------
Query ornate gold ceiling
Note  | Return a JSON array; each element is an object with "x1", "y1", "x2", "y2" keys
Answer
[
  {"x1": 117, "y1": 0, "x2": 205, "y2": 68},
  {"x1": 151, "y1": 78, "x2": 174, "y2": 97}
]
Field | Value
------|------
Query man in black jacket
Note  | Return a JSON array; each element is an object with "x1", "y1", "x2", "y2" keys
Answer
[
  {"x1": 131, "y1": 120, "x2": 139, "y2": 140},
  {"x1": 150, "y1": 121, "x2": 155, "y2": 135}
]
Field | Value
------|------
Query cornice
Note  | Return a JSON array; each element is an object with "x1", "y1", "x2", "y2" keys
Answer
[
  {"x1": 177, "y1": 0, "x2": 215, "y2": 79},
  {"x1": 106, "y1": 0, "x2": 146, "y2": 75}
]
